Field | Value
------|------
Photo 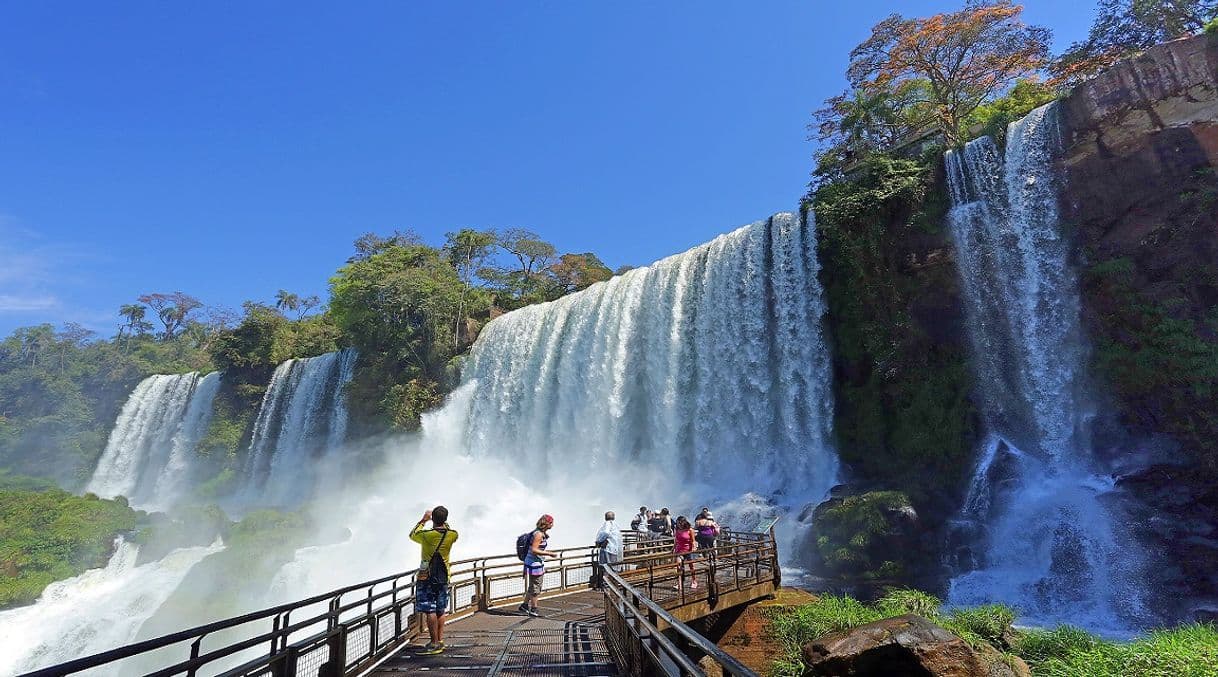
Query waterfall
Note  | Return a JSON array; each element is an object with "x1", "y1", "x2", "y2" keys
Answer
[
  {"x1": 0, "y1": 537, "x2": 222, "y2": 676},
  {"x1": 148, "y1": 372, "x2": 223, "y2": 511},
  {"x1": 259, "y1": 211, "x2": 839, "y2": 611},
  {"x1": 86, "y1": 372, "x2": 221, "y2": 509},
  {"x1": 463, "y1": 211, "x2": 837, "y2": 500},
  {"x1": 944, "y1": 102, "x2": 1147, "y2": 632},
  {"x1": 240, "y1": 349, "x2": 357, "y2": 507}
]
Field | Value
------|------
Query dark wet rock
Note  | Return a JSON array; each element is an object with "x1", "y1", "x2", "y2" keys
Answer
[{"x1": 801, "y1": 614, "x2": 1030, "y2": 677}]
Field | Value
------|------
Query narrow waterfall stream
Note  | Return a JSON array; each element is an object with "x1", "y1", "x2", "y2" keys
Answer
[
  {"x1": 239, "y1": 348, "x2": 357, "y2": 508},
  {"x1": 86, "y1": 372, "x2": 221, "y2": 510},
  {"x1": 944, "y1": 103, "x2": 1148, "y2": 633}
]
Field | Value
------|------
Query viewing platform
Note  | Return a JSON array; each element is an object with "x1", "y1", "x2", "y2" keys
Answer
[{"x1": 27, "y1": 529, "x2": 780, "y2": 677}]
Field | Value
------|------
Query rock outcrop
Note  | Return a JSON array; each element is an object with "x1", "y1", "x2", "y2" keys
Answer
[
  {"x1": 800, "y1": 614, "x2": 1030, "y2": 677},
  {"x1": 1058, "y1": 32, "x2": 1218, "y2": 619}
]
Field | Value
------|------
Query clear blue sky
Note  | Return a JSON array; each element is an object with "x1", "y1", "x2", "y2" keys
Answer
[{"x1": 0, "y1": 1, "x2": 1093, "y2": 336}]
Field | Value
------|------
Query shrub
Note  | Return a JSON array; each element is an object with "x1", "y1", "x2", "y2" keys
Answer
[
  {"x1": 0, "y1": 487, "x2": 140, "y2": 608},
  {"x1": 875, "y1": 588, "x2": 942, "y2": 618},
  {"x1": 944, "y1": 604, "x2": 1017, "y2": 648}
]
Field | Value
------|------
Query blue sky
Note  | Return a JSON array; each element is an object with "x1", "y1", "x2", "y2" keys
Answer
[{"x1": 0, "y1": 1, "x2": 1094, "y2": 336}]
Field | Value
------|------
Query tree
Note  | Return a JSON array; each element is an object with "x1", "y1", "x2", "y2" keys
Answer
[
  {"x1": 330, "y1": 243, "x2": 475, "y2": 378},
  {"x1": 117, "y1": 304, "x2": 152, "y2": 343},
  {"x1": 495, "y1": 228, "x2": 557, "y2": 277},
  {"x1": 348, "y1": 230, "x2": 424, "y2": 263},
  {"x1": 54, "y1": 323, "x2": 95, "y2": 374},
  {"x1": 274, "y1": 290, "x2": 300, "y2": 316},
  {"x1": 299, "y1": 295, "x2": 321, "y2": 318},
  {"x1": 548, "y1": 253, "x2": 613, "y2": 296},
  {"x1": 273, "y1": 290, "x2": 320, "y2": 320},
  {"x1": 209, "y1": 302, "x2": 289, "y2": 373},
  {"x1": 846, "y1": 1, "x2": 1051, "y2": 146},
  {"x1": 443, "y1": 229, "x2": 497, "y2": 349},
  {"x1": 1052, "y1": 0, "x2": 1218, "y2": 85},
  {"x1": 137, "y1": 292, "x2": 203, "y2": 340},
  {"x1": 812, "y1": 80, "x2": 937, "y2": 182},
  {"x1": 473, "y1": 229, "x2": 560, "y2": 308}
]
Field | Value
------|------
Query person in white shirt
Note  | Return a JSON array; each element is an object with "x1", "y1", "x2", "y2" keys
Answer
[
  {"x1": 593, "y1": 511, "x2": 623, "y2": 589},
  {"x1": 631, "y1": 506, "x2": 648, "y2": 532}
]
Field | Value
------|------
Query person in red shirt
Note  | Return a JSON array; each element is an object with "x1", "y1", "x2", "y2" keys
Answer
[{"x1": 673, "y1": 516, "x2": 698, "y2": 591}]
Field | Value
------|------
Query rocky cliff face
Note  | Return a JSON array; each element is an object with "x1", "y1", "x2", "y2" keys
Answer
[
  {"x1": 1058, "y1": 33, "x2": 1218, "y2": 621},
  {"x1": 814, "y1": 35, "x2": 1218, "y2": 612}
]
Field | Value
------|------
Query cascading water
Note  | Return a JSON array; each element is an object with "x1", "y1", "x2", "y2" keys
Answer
[
  {"x1": 0, "y1": 537, "x2": 222, "y2": 675},
  {"x1": 944, "y1": 102, "x2": 1147, "y2": 632},
  {"x1": 239, "y1": 349, "x2": 357, "y2": 507},
  {"x1": 462, "y1": 211, "x2": 837, "y2": 500},
  {"x1": 86, "y1": 372, "x2": 222, "y2": 509},
  {"x1": 263, "y1": 210, "x2": 839, "y2": 607},
  {"x1": 148, "y1": 372, "x2": 223, "y2": 511}
]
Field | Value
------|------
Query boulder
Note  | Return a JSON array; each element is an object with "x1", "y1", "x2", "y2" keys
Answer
[{"x1": 800, "y1": 614, "x2": 1029, "y2": 677}]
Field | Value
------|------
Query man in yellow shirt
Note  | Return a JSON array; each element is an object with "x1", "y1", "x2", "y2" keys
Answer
[{"x1": 410, "y1": 505, "x2": 458, "y2": 655}]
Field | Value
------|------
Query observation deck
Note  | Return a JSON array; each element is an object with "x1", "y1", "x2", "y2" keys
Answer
[{"x1": 26, "y1": 530, "x2": 780, "y2": 677}]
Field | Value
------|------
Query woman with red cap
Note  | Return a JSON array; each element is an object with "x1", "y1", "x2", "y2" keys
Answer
[{"x1": 519, "y1": 514, "x2": 557, "y2": 617}]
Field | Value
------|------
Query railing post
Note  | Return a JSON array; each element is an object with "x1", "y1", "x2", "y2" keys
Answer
[
  {"x1": 185, "y1": 636, "x2": 203, "y2": 677},
  {"x1": 274, "y1": 646, "x2": 299, "y2": 677},
  {"x1": 770, "y1": 529, "x2": 781, "y2": 587},
  {"x1": 269, "y1": 614, "x2": 280, "y2": 657}
]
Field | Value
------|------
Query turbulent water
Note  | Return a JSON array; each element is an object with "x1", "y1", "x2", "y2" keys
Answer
[
  {"x1": 944, "y1": 103, "x2": 1147, "y2": 632},
  {"x1": 464, "y1": 211, "x2": 837, "y2": 498},
  {"x1": 86, "y1": 372, "x2": 222, "y2": 510},
  {"x1": 239, "y1": 349, "x2": 357, "y2": 507},
  {"x1": 0, "y1": 538, "x2": 222, "y2": 676}
]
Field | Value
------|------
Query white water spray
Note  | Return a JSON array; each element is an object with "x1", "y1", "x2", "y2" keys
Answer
[
  {"x1": 268, "y1": 211, "x2": 838, "y2": 603},
  {"x1": 945, "y1": 103, "x2": 1147, "y2": 632},
  {"x1": 0, "y1": 538, "x2": 222, "y2": 676}
]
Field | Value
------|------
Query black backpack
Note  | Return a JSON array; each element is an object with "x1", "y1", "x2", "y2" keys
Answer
[
  {"x1": 516, "y1": 530, "x2": 536, "y2": 561},
  {"x1": 425, "y1": 530, "x2": 451, "y2": 586}
]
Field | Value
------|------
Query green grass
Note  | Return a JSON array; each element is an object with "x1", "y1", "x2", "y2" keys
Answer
[
  {"x1": 765, "y1": 589, "x2": 1217, "y2": 677},
  {"x1": 1017, "y1": 624, "x2": 1218, "y2": 677}
]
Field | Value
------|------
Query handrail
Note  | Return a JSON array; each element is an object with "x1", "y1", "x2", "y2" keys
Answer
[
  {"x1": 23, "y1": 541, "x2": 607, "y2": 677},
  {"x1": 602, "y1": 567, "x2": 756, "y2": 676},
  {"x1": 22, "y1": 529, "x2": 774, "y2": 677}
]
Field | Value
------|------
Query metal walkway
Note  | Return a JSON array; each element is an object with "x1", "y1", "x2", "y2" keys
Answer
[
  {"x1": 24, "y1": 530, "x2": 778, "y2": 677},
  {"x1": 368, "y1": 591, "x2": 613, "y2": 676}
]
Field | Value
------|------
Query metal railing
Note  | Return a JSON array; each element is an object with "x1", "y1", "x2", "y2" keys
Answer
[
  {"x1": 23, "y1": 530, "x2": 775, "y2": 677},
  {"x1": 602, "y1": 530, "x2": 778, "y2": 676}
]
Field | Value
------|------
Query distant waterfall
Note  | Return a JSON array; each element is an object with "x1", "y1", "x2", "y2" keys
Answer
[
  {"x1": 944, "y1": 103, "x2": 1147, "y2": 632},
  {"x1": 0, "y1": 537, "x2": 222, "y2": 675},
  {"x1": 463, "y1": 211, "x2": 837, "y2": 498},
  {"x1": 86, "y1": 372, "x2": 221, "y2": 509},
  {"x1": 240, "y1": 349, "x2": 357, "y2": 506}
]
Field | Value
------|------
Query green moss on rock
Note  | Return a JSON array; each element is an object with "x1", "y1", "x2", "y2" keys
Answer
[{"x1": 813, "y1": 154, "x2": 981, "y2": 515}]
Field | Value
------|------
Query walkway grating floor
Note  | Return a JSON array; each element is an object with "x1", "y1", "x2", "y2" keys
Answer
[{"x1": 367, "y1": 591, "x2": 616, "y2": 676}]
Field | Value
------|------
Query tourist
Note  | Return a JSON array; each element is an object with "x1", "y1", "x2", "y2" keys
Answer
[
  {"x1": 646, "y1": 509, "x2": 666, "y2": 539},
  {"x1": 660, "y1": 507, "x2": 674, "y2": 536},
  {"x1": 593, "y1": 511, "x2": 623, "y2": 589},
  {"x1": 519, "y1": 514, "x2": 557, "y2": 617},
  {"x1": 694, "y1": 506, "x2": 719, "y2": 551},
  {"x1": 410, "y1": 505, "x2": 458, "y2": 655},
  {"x1": 631, "y1": 505, "x2": 648, "y2": 532},
  {"x1": 673, "y1": 515, "x2": 698, "y2": 590}
]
